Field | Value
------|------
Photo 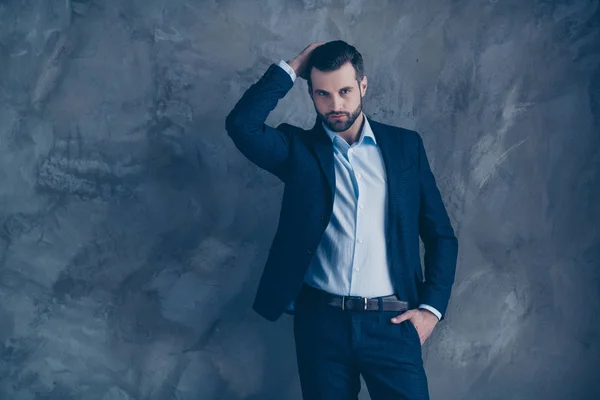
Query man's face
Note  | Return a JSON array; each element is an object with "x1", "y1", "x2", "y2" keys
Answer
[{"x1": 309, "y1": 62, "x2": 367, "y2": 133}]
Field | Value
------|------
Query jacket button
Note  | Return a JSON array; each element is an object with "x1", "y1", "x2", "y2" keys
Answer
[{"x1": 307, "y1": 248, "x2": 313, "y2": 254}]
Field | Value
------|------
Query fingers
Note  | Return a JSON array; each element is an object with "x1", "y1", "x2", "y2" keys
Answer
[
  {"x1": 390, "y1": 310, "x2": 413, "y2": 323},
  {"x1": 292, "y1": 42, "x2": 327, "y2": 80},
  {"x1": 309, "y1": 41, "x2": 326, "y2": 48},
  {"x1": 300, "y1": 42, "x2": 325, "y2": 56},
  {"x1": 300, "y1": 42, "x2": 326, "y2": 78}
]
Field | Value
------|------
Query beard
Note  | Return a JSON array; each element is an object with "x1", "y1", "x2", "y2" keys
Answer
[{"x1": 315, "y1": 93, "x2": 364, "y2": 133}]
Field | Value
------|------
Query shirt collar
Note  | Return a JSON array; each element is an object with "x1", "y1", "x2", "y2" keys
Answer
[{"x1": 321, "y1": 112, "x2": 377, "y2": 146}]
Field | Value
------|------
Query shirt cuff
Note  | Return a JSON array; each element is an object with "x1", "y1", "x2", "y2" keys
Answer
[
  {"x1": 418, "y1": 304, "x2": 442, "y2": 320},
  {"x1": 277, "y1": 59, "x2": 296, "y2": 82}
]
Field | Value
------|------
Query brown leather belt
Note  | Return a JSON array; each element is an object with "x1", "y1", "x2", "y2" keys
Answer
[{"x1": 298, "y1": 283, "x2": 409, "y2": 312}]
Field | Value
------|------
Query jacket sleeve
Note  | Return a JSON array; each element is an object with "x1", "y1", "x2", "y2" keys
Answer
[
  {"x1": 225, "y1": 63, "x2": 296, "y2": 182},
  {"x1": 416, "y1": 132, "x2": 459, "y2": 321}
]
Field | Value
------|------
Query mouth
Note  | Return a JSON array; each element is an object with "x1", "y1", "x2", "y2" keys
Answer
[{"x1": 329, "y1": 115, "x2": 346, "y2": 119}]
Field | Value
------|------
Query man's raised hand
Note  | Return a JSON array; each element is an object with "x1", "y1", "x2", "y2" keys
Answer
[{"x1": 286, "y1": 42, "x2": 327, "y2": 80}]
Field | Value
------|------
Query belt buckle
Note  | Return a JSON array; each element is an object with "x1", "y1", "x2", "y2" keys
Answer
[{"x1": 341, "y1": 296, "x2": 368, "y2": 311}]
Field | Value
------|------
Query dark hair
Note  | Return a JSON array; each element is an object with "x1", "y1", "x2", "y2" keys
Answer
[{"x1": 306, "y1": 40, "x2": 365, "y2": 90}]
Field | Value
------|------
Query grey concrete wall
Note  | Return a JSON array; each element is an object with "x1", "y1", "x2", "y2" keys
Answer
[{"x1": 0, "y1": 0, "x2": 598, "y2": 399}]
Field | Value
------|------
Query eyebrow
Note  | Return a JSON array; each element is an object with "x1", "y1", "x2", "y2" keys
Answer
[{"x1": 315, "y1": 86, "x2": 354, "y2": 94}]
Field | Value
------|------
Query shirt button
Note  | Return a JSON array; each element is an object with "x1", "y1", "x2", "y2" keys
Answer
[
  {"x1": 357, "y1": 239, "x2": 363, "y2": 244},
  {"x1": 354, "y1": 267, "x2": 360, "y2": 272},
  {"x1": 357, "y1": 173, "x2": 362, "y2": 178},
  {"x1": 358, "y1": 204, "x2": 363, "y2": 209}
]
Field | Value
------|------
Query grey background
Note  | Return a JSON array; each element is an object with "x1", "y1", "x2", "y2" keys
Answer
[{"x1": 0, "y1": 0, "x2": 598, "y2": 399}]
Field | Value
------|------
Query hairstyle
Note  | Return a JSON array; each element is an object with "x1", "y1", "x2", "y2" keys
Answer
[{"x1": 306, "y1": 40, "x2": 365, "y2": 90}]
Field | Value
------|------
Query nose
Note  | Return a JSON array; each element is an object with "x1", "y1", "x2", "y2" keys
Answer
[{"x1": 331, "y1": 97, "x2": 344, "y2": 113}]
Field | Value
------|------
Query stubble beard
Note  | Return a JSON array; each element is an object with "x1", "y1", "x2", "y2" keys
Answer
[{"x1": 315, "y1": 92, "x2": 364, "y2": 133}]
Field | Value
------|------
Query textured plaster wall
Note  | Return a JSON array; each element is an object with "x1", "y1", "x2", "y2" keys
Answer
[{"x1": 0, "y1": 0, "x2": 598, "y2": 399}]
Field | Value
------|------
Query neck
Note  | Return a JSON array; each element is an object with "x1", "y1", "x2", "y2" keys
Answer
[{"x1": 337, "y1": 112, "x2": 365, "y2": 145}]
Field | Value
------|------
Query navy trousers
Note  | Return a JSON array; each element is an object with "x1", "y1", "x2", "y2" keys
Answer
[{"x1": 293, "y1": 286, "x2": 430, "y2": 400}]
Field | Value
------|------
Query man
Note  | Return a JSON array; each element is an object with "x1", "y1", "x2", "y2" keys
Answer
[{"x1": 225, "y1": 40, "x2": 458, "y2": 400}]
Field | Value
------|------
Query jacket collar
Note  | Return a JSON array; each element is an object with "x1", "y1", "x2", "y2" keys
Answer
[{"x1": 309, "y1": 114, "x2": 403, "y2": 208}]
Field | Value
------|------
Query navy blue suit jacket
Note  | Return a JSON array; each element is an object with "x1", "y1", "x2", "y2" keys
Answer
[{"x1": 225, "y1": 63, "x2": 458, "y2": 322}]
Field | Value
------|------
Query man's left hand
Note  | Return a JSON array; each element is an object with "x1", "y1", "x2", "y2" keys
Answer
[{"x1": 390, "y1": 308, "x2": 439, "y2": 345}]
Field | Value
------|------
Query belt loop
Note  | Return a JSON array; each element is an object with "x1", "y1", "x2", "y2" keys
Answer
[{"x1": 377, "y1": 297, "x2": 383, "y2": 312}]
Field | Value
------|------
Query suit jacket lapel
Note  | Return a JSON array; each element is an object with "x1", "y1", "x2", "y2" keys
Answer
[
  {"x1": 368, "y1": 116, "x2": 401, "y2": 221},
  {"x1": 310, "y1": 115, "x2": 409, "y2": 211},
  {"x1": 310, "y1": 117, "x2": 336, "y2": 205},
  {"x1": 368, "y1": 116, "x2": 398, "y2": 184}
]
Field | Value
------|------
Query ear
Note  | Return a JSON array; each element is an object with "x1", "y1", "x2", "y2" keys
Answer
[{"x1": 360, "y1": 75, "x2": 368, "y2": 96}]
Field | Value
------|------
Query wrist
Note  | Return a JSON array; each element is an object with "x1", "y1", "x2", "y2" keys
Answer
[
  {"x1": 286, "y1": 59, "x2": 301, "y2": 76},
  {"x1": 419, "y1": 307, "x2": 440, "y2": 321}
]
